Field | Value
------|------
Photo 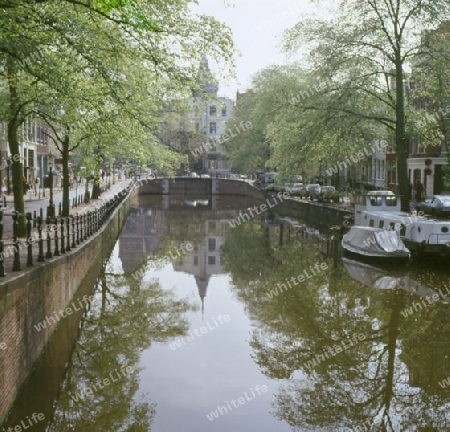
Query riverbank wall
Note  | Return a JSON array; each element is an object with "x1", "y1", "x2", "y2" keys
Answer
[
  {"x1": 277, "y1": 197, "x2": 352, "y2": 232},
  {"x1": 0, "y1": 185, "x2": 138, "y2": 424}
]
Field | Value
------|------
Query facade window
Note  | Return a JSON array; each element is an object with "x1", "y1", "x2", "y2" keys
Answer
[
  {"x1": 209, "y1": 105, "x2": 216, "y2": 115},
  {"x1": 209, "y1": 122, "x2": 216, "y2": 134},
  {"x1": 221, "y1": 107, "x2": 227, "y2": 116},
  {"x1": 208, "y1": 238, "x2": 216, "y2": 251},
  {"x1": 208, "y1": 256, "x2": 216, "y2": 265}
]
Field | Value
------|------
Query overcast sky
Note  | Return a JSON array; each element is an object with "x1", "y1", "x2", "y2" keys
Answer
[{"x1": 191, "y1": 0, "x2": 330, "y2": 100}]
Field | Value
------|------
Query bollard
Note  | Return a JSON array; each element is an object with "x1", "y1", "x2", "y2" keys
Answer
[
  {"x1": 60, "y1": 218, "x2": 65, "y2": 254},
  {"x1": 26, "y1": 213, "x2": 33, "y2": 266},
  {"x1": 45, "y1": 217, "x2": 53, "y2": 259},
  {"x1": 33, "y1": 210, "x2": 37, "y2": 228},
  {"x1": 0, "y1": 211, "x2": 4, "y2": 276},
  {"x1": 12, "y1": 211, "x2": 21, "y2": 271},
  {"x1": 37, "y1": 217, "x2": 45, "y2": 262},
  {"x1": 59, "y1": 202, "x2": 62, "y2": 216}
]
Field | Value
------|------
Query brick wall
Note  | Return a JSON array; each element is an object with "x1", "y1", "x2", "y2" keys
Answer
[{"x1": 0, "y1": 188, "x2": 137, "y2": 424}]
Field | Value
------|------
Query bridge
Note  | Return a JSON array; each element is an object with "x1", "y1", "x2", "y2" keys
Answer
[{"x1": 137, "y1": 177, "x2": 265, "y2": 199}]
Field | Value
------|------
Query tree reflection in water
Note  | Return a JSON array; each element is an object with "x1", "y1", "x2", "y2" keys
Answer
[
  {"x1": 47, "y1": 256, "x2": 195, "y2": 432},
  {"x1": 221, "y1": 219, "x2": 450, "y2": 431}
]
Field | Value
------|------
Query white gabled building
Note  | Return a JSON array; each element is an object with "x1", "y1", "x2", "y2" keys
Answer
[{"x1": 189, "y1": 95, "x2": 234, "y2": 175}]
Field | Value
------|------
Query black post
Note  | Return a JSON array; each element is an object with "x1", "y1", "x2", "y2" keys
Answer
[
  {"x1": 59, "y1": 202, "x2": 62, "y2": 216},
  {"x1": 76, "y1": 215, "x2": 80, "y2": 245},
  {"x1": 66, "y1": 218, "x2": 71, "y2": 252},
  {"x1": 60, "y1": 218, "x2": 65, "y2": 254},
  {"x1": 37, "y1": 217, "x2": 45, "y2": 262},
  {"x1": 12, "y1": 211, "x2": 21, "y2": 271},
  {"x1": 83, "y1": 214, "x2": 87, "y2": 241},
  {"x1": 71, "y1": 217, "x2": 76, "y2": 248},
  {"x1": 45, "y1": 217, "x2": 53, "y2": 259},
  {"x1": 26, "y1": 213, "x2": 33, "y2": 266},
  {"x1": 53, "y1": 218, "x2": 60, "y2": 256},
  {"x1": 79, "y1": 214, "x2": 83, "y2": 242},
  {"x1": 33, "y1": 210, "x2": 37, "y2": 228},
  {"x1": 0, "y1": 211, "x2": 5, "y2": 276}
]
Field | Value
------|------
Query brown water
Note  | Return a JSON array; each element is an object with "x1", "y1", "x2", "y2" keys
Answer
[{"x1": 3, "y1": 195, "x2": 450, "y2": 432}]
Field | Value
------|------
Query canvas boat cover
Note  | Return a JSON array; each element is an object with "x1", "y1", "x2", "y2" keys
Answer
[{"x1": 342, "y1": 226, "x2": 410, "y2": 258}]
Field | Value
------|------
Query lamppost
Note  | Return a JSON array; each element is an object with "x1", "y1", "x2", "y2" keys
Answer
[{"x1": 47, "y1": 154, "x2": 55, "y2": 218}]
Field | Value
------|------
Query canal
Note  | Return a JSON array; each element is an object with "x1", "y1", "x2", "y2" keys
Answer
[{"x1": 3, "y1": 194, "x2": 450, "y2": 431}]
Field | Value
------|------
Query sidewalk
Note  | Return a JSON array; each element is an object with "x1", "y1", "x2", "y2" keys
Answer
[
  {"x1": 1, "y1": 180, "x2": 134, "y2": 241},
  {"x1": 0, "y1": 179, "x2": 135, "y2": 282}
]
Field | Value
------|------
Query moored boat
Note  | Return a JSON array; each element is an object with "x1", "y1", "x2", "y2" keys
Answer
[
  {"x1": 342, "y1": 226, "x2": 410, "y2": 262},
  {"x1": 352, "y1": 191, "x2": 450, "y2": 258}
]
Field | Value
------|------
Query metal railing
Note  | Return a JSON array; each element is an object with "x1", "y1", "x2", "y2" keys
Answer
[{"x1": 0, "y1": 191, "x2": 128, "y2": 277}]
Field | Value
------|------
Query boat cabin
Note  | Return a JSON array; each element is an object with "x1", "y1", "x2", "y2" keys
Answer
[
  {"x1": 353, "y1": 192, "x2": 450, "y2": 249},
  {"x1": 354, "y1": 192, "x2": 401, "y2": 226}
]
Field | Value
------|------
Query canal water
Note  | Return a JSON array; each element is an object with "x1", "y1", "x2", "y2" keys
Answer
[{"x1": 3, "y1": 194, "x2": 450, "y2": 431}]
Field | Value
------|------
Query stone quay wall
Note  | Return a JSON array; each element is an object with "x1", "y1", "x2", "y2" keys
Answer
[{"x1": 0, "y1": 186, "x2": 138, "y2": 424}]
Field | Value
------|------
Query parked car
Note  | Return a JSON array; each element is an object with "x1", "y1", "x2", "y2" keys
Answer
[
  {"x1": 261, "y1": 172, "x2": 277, "y2": 188},
  {"x1": 299, "y1": 184, "x2": 320, "y2": 198},
  {"x1": 189, "y1": 172, "x2": 199, "y2": 178},
  {"x1": 285, "y1": 183, "x2": 304, "y2": 196},
  {"x1": 416, "y1": 195, "x2": 450, "y2": 216},
  {"x1": 301, "y1": 184, "x2": 320, "y2": 199},
  {"x1": 309, "y1": 185, "x2": 322, "y2": 201},
  {"x1": 319, "y1": 186, "x2": 339, "y2": 202},
  {"x1": 200, "y1": 174, "x2": 211, "y2": 178}
]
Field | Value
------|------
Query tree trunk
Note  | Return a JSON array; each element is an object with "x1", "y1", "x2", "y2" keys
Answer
[
  {"x1": 6, "y1": 58, "x2": 26, "y2": 236},
  {"x1": 91, "y1": 176, "x2": 100, "y2": 200},
  {"x1": 62, "y1": 133, "x2": 70, "y2": 216},
  {"x1": 395, "y1": 53, "x2": 409, "y2": 211}
]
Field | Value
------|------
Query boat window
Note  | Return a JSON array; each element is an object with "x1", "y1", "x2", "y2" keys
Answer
[
  {"x1": 385, "y1": 197, "x2": 397, "y2": 206},
  {"x1": 389, "y1": 222, "x2": 395, "y2": 230},
  {"x1": 369, "y1": 219, "x2": 374, "y2": 227},
  {"x1": 400, "y1": 224, "x2": 406, "y2": 236},
  {"x1": 442, "y1": 227, "x2": 449, "y2": 233},
  {"x1": 370, "y1": 197, "x2": 383, "y2": 206},
  {"x1": 417, "y1": 227, "x2": 421, "y2": 233},
  {"x1": 379, "y1": 220, "x2": 384, "y2": 229}
]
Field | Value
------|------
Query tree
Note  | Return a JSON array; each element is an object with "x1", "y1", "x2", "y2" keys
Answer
[
  {"x1": 283, "y1": 0, "x2": 450, "y2": 209},
  {"x1": 0, "y1": 0, "x2": 235, "y2": 233},
  {"x1": 408, "y1": 21, "x2": 450, "y2": 184}
]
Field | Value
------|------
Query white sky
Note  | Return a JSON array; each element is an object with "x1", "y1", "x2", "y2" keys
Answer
[{"x1": 191, "y1": 0, "x2": 330, "y2": 100}]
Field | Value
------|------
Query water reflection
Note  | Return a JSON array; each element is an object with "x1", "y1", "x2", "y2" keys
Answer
[
  {"x1": 46, "y1": 257, "x2": 194, "y2": 432},
  {"x1": 3, "y1": 194, "x2": 450, "y2": 431},
  {"x1": 221, "y1": 216, "x2": 450, "y2": 430}
]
